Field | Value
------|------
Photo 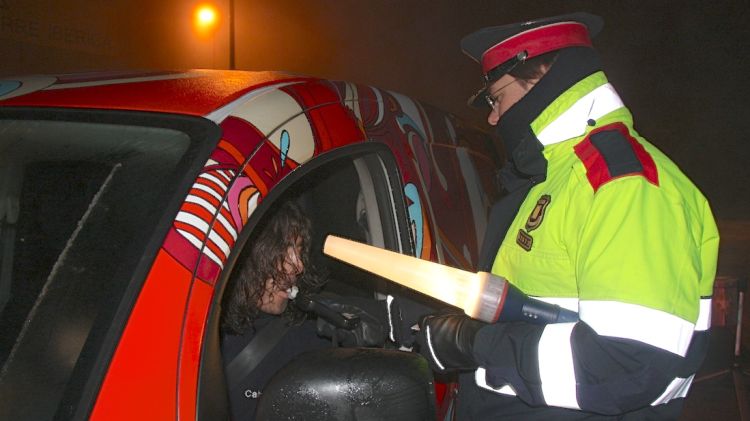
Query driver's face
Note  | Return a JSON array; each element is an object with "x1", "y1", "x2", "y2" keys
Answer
[{"x1": 257, "y1": 237, "x2": 304, "y2": 315}]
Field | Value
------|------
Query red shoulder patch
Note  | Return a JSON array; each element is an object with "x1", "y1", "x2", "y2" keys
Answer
[{"x1": 574, "y1": 122, "x2": 659, "y2": 192}]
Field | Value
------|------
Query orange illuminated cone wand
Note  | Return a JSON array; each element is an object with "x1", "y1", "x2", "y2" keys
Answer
[
  {"x1": 324, "y1": 234, "x2": 505, "y2": 321},
  {"x1": 323, "y1": 235, "x2": 578, "y2": 324}
]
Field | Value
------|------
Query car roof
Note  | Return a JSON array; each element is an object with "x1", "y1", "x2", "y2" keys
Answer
[{"x1": 0, "y1": 70, "x2": 313, "y2": 116}]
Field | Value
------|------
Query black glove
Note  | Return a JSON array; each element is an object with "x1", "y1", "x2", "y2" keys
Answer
[
  {"x1": 307, "y1": 293, "x2": 403, "y2": 347},
  {"x1": 416, "y1": 313, "x2": 486, "y2": 373}
]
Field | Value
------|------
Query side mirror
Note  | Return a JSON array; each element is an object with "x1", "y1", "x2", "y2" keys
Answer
[{"x1": 256, "y1": 348, "x2": 436, "y2": 421}]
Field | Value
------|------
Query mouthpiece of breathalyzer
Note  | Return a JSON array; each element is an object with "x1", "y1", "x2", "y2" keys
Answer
[{"x1": 286, "y1": 286, "x2": 299, "y2": 300}]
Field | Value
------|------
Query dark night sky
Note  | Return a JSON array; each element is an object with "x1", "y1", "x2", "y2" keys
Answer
[{"x1": 1, "y1": 0, "x2": 749, "y2": 221}]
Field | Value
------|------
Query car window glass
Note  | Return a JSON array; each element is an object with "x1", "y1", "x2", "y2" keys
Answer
[{"x1": 0, "y1": 114, "x2": 203, "y2": 420}]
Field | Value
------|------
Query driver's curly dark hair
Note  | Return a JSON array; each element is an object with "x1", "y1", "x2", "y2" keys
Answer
[{"x1": 221, "y1": 201, "x2": 325, "y2": 334}]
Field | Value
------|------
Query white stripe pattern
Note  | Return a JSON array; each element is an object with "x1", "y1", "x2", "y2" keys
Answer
[
  {"x1": 215, "y1": 169, "x2": 232, "y2": 182},
  {"x1": 174, "y1": 229, "x2": 222, "y2": 266},
  {"x1": 538, "y1": 322, "x2": 580, "y2": 409},
  {"x1": 202, "y1": 172, "x2": 230, "y2": 191},
  {"x1": 580, "y1": 300, "x2": 695, "y2": 356},
  {"x1": 192, "y1": 182, "x2": 224, "y2": 202},
  {"x1": 175, "y1": 212, "x2": 210, "y2": 234},
  {"x1": 200, "y1": 243, "x2": 224, "y2": 266},
  {"x1": 174, "y1": 168, "x2": 240, "y2": 267},
  {"x1": 206, "y1": 228, "x2": 231, "y2": 258},
  {"x1": 534, "y1": 297, "x2": 712, "y2": 335},
  {"x1": 184, "y1": 195, "x2": 218, "y2": 214},
  {"x1": 474, "y1": 297, "x2": 711, "y2": 408},
  {"x1": 214, "y1": 211, "x2": 238, "y2": 239},
  {"x1": 177, "y1": 230, "x2": 204, "y2": 251}
]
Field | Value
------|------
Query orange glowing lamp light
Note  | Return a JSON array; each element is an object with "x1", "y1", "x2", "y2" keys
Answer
[
  {"x1": 323, "y1": 235, "x2": 578, "y2": 324},
  {"x1": 193, "y1": 4, "x2": 219, "y2": 36}
]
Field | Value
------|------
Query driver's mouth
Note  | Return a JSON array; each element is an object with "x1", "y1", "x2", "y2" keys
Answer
[{"x1": 286, "y1": 286, "x2": 299, "y2": 300}]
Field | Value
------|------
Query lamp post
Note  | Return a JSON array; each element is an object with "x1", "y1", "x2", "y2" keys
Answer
[{"x1": 229, "y1": 0, "x2": 235, "y2": 69}]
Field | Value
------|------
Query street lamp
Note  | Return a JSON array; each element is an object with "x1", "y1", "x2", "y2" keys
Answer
[
  {"x1": 192, "y1": 2, "x2": 234, "y2": 70},
  {"x1": 193, "y1": 4, "x2": 219, "y2": 37},
  {"x1": 192, "y1": 3, "x2": 220, "y2": 68}
]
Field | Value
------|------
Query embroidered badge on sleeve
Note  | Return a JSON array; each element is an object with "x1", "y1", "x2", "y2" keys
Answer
[{"x1": 517, "y1": 194, "x2": 551, "y2": 251}]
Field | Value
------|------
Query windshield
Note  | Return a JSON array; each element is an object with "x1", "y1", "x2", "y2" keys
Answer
[{"x1": 0, "y1": 109, "x2": 217, "y2": 420}]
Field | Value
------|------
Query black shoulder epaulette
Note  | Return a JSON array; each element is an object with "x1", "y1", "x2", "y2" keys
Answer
[{"x1": 573, "y1": 122, "x2": 659, "y2": 192}]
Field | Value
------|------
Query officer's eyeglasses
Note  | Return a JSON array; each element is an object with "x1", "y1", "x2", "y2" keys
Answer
[{"x1": 484, "y1": 79, "x2": 521, "y2": 110}]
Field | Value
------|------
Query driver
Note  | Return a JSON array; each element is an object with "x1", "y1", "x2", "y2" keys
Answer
[
  {"x1": 221, "y1": 200, "x2": 404, "y2": 420},
  {"x1": 221, "y1": 201, "x2": 331, "y2": 420}
]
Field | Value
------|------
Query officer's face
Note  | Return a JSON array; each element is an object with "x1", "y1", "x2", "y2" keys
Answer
[
  {"x1": 486, "y1": 74, "x2": 533, "y2": 126},
  {"x1": 257, "y1": 237, "x2": 304, "y2": 315}
]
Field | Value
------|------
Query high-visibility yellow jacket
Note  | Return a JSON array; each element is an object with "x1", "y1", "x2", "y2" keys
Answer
[{"x1": 462, "y1": 71, "x2": 719, "y2": 419}]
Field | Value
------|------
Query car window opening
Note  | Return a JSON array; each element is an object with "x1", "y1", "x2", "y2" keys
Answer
[{"x1": 216, "y1": 149, "x2": 432, "y2": 419}]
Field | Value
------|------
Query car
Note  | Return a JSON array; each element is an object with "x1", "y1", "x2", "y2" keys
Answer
[{"x1": 0, "y1": 70, "x2": 503, "y2": 420}]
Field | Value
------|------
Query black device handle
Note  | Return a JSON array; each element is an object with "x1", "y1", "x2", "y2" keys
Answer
[
  {"x1": 294, "y1": 294, "x2": 360, "y2": 330},
  {"x1": 499, "y1": 282, "x2": 579, "y2": 325}
]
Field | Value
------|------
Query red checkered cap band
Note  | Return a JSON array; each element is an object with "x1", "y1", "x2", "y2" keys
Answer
[{"x1": 481, "y1": 22, "x2": 593, "y2": 74}]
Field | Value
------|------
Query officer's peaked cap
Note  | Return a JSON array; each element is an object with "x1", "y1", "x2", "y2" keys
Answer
[{"x1": 462, "y1": 12, "x2": 603, "y2": 106}]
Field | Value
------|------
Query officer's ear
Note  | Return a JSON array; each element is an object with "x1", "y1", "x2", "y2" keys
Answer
[
  {"x1": 536, "y1": 62, "x2": 552, "y2": 79},
  {"x1": 520, "y1": 63, "x2": 551, "y2": 91}
]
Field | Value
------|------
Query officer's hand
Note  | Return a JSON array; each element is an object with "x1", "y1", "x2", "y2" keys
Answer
[{"x1": 416, "y1": 313, "x2": 486, "y2": 373}]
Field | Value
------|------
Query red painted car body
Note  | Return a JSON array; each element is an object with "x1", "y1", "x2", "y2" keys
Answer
[{"x1": 0, "y1": 70, "x2": 502, "y2": 420}]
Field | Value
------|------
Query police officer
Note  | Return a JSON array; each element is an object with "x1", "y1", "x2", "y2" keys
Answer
[{"x1": 417, "y1": 12, "x2": 719, "y2": 419}]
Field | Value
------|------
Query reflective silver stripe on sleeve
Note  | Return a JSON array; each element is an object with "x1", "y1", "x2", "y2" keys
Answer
[
  {"x1": 425, "y1": 325, "x2": 445, "y2": 371},
  {"x1": 386, "y1": 295, "x2": 395, "y2": 342},
  {"x1": 474, "y1": 367, "x2": 517, "y2": 395},
  {"x1": 579, "y1": 301, "x2": 695, "y2": 356},
  {"x1": 651, "y1": 375, "x2": 694, "y2": 405},
  {"x1": 538, "y1": 322, "x2": 580, "y2": 409},
  {"x1": 695, "y1": 298, "x2": 712, "y2": 331}
]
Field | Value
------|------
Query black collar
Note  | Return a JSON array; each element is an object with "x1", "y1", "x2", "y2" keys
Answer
[{"x1": 496, "y1": 47, "x2": 602, "y2": 178}]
